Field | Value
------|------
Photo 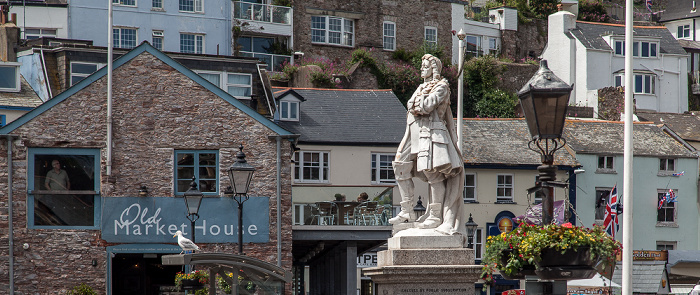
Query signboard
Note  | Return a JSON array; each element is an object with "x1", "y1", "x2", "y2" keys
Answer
[
  {"x1": 502, "y1": 290, "x2": 525, "y2": 295},
  {"x1": 568, "y1": 287, "x2": 612, "y2": 295},
  {"x1": 615, "y1": 250, "x2": 667, "y2": 261},
  {"x1": 357, "y1": 253, "x2": 377, "y2": 268},
  {"x1": 101, "y1": 197, "x2": 269, "y2": 243}
]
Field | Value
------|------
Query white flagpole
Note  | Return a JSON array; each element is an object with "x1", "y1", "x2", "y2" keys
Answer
[
  {"x1": 622, "y1": 0, "x2": 634, "y2": 293},
  {"x1": 107, "y1": 0, "x2": 113, "y2": 176}
]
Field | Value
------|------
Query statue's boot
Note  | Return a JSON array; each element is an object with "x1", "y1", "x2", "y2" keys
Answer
[
  {"x1": 388, "y1": 161, "x2": 415, "y2": 225},
  {"x1": 418, "y1": 203, "x2": 442, "y2": 229}
]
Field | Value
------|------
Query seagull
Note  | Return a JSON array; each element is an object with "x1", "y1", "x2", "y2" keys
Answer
[{"x1": 173, "y1": 230, "x2": 200, "y2": 254}]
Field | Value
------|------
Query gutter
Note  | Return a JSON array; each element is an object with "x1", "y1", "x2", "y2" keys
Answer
[{"x1": 5, "y1": 134, "x2": 19, "y2": 295}]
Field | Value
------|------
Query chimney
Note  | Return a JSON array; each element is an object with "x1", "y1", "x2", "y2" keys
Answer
[{"x1": 0, "y1": 8, "x2": 20, "y2": 62}]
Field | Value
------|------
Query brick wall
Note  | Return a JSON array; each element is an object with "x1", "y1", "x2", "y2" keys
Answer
[
  {"x1": 293, "y1": 0, "x2": 454, "y2": 65},
  {"x1": 0, "y1": 51, "x2": 293, "y2": 294}
]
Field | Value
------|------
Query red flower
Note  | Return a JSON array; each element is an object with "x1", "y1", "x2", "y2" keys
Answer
[{"x1": 562, "y1": 222, "x2": 573, "y2": 228}]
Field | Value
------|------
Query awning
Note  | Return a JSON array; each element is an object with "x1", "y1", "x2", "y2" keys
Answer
[{"x1": 668, "y1": 250, "x2": 700, "y2": 278}]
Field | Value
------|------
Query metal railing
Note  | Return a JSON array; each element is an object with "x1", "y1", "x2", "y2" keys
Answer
[
  {"x1": 233, "y1": 1, "x2": 291, "y2": 25},
  {"x1": 239, "y1": 51, "x2": 291, "y2": 71}
]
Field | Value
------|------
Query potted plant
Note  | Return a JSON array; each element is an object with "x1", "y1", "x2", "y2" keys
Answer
[
  {"x1": 481, "y1": 222, "x2": 621, "y2": 284},
  {"x1": 218, "y1": 272, "x2": 257, "y2": 294},
  {"x1": 68, "y1": 283, "x2": 97, "y2": 295},
  {"x1": 175, "y1": 270, "x2": 209, "y2": 294}
]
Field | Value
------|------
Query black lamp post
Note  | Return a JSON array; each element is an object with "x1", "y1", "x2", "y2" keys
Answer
[
  {"x1": 465, "y1": 213, "x2": 478, "y2": 248},
  {"x1": 226, "y1": 145, "x2": 255, "y2": 255},
  {"x1": 518, "y1": 60, "x2": 573, "y2": 225},
  {"x1": 183, "y1": 177, "x2": 203, "y2": 243},
  {"x1": 413, "y1": 196, "x2": 426, "y2": 220}
]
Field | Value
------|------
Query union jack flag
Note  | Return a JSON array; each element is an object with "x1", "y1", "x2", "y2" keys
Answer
[
  {"x1": 646, "y1": 0, "x2": 653, "y2": 12},
  {"x1": 667, "y1": 189, "x2": 677, "y2": 203},
  {"x1": 658, "y1": 193, "x2": 666, "y2": 209},
  {"x1": 672, "y1": 171, "x2": 685, "y2": 177},
  {"x1": 603, "y1": 185, "x2": 620, "y2": 238}
]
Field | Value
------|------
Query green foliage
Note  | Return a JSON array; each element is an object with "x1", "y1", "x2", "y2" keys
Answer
[
  {"x1": 464, "y1": 55, "x2": 507, "y2": 117},
  {"x1": 391, "y1": 48, "x2": 414, "y2": 64},
  {"x1": 529, "y1": 0, "x2": 559, "y2": 19},
  {"x1": 350, "y1": 48, "x2": 421, "y2": 105},
  {"x1": 271, "y1": 0, "x2": 291, "y2": 6},
  {"x1": 475, "y1": 89, "x2": 518, "y2": 118},
  {"x1": 578, "y1": 0, "x2": 611, "y2": 22},
  {"x1": 475, "y1": 0, "x2": 556, "y2": 21},
  {"x1": 280, "y1": 57, "x2": 348, "y2": 88},
  {"x1": 409, "y1": 42, "x2": 446, "y2": 69},
  {"x1": 68, "y1": 284, "x2": 98, "y2": 295}
]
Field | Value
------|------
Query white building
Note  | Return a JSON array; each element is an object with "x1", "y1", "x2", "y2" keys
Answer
[{"x1": 542, "y1": 11, "x2": 689, "y2": 115}]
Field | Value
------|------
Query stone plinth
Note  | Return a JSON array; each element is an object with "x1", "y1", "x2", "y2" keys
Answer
[{"x1": 363, "y1": 230, "x2": 482, "y2": 295}]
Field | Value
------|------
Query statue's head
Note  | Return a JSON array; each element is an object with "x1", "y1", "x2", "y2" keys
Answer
[{"x1": 421, "y1": 54, "x2": 442, "y2": 80}]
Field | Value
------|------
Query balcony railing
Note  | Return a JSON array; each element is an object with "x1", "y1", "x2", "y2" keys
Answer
[
  {"x1": 239, "y1": 51, "x2": 291, "y2": 72},
  {"x1": 692, "y1": 71, "x2": 700, "y2": 95},
  {"x1": 293, "y1": 186, "x2": 395, "y2": 226},
  {"x1": 233, "y1": 1, "x2": 291, "y2": 25}
]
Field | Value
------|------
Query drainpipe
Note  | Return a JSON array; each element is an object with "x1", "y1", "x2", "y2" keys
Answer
[
  {"x1": 106, "y1": 0, "x2": 113, "y2": 177},
  {"x1": 276, "y1": 136, "x2": 281, "y2": 266},
  {"x1": 6, "y1": 134, "x2": 18, "y2": 294}
]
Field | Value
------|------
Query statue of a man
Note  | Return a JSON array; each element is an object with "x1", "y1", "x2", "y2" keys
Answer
[{"x1": 388, "y1": 54, "x2": 465, "y2": 235}]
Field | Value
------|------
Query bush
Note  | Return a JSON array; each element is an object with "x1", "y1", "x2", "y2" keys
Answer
[
  {"x1": 475, "y1": 89, "x2": 518, "y2": 118},
  {"x1": 280, "y1": 57, "x2": 348, "y2": 89},
  {"x1": 578, "y1": 0, "x2": 611, "y2": 22},
  {"x1": 68, "y1": 284, "x2": 97, "y2": 295},
  {"x1": 464, "y1": 56, "x2": 507, "y2": 117}
]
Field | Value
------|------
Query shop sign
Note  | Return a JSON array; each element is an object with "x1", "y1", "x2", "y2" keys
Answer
[
  {"x1": 101, "y1": 197, "x2": 269, "y2": 243},
  {"x1": 357, "y1": 253, "x2": 377, "y2": 268},
  {"x1": 615, "y1": 250, "x2": 667, "y2": 261},
  {"x1": 502, "y1": 290, "x2": 525, "y2": 295},
  {"x1": 568, "y1": 287, "x2": 612, "y2": 295}
]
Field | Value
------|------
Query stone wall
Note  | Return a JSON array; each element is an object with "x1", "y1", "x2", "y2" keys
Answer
[
  {"x1": 496, "y1": 61, "x2": 539, "y2": 94},
  {"x1": 293, "y1": 0, "x2": 454, "y2": 64},
  {"x1": 0, "y1": 51, "x2": 294, "y2": 294},
  {"x1": 598, "y1": 86, "x2": 629, "y2": 121},
  {"x1": 500, "y1": 19, "x2": 548, "y2": 60}
]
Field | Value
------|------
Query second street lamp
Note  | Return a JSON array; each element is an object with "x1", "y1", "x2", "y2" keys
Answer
[
  {"x1": 518, "y1": 60, "x2": 573, "y2": 225},
  {"x1": 183, "y1": 177, "x2": 203, "y2": 244},
  {"x1": 465, "y1": 213, "x2": 478, "y2": 248},
  {"x1": 226, "y1": 144, "x2": 256, "y2": 255}
]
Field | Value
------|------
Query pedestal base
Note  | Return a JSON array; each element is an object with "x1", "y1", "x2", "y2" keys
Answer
[{"x1": 363, "y1": 233, "x2": 481, "y2": 295}]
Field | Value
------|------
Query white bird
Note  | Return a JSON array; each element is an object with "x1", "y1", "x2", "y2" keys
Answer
[{"x1": 173, "y1": 230, "x2": 200, "y2": 254}]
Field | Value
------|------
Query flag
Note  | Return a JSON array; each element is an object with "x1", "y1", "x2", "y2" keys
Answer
[
  {"x1": 658, "y1": 192, "x2": 667, "y2": 209},
  {"x1": 667, "y1": 189, "x2": 677, "y2": 203},
  {"x1": 672, "y1": 171, "x2": 684, "y2": 176},
  {"x1": 646, "y1": 0, "x2": 652, "y2": 12},
  {"x1": 603, "y1": 185, "x2": 620, "y2": 238}
]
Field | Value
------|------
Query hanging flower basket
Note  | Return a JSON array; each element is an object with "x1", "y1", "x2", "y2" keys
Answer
[
  {"x1": 499, "y1": 249, "x2": 537, "y2": 280},
  {"x1": 482, "y1": 222, "x2": 621, "y2": 284},
  {"x1": 174, "y1": 271, "x2": 208, "y2": 292},
  {"x1": 180, "y1": 279, "x2": 205, "y2": 290}
]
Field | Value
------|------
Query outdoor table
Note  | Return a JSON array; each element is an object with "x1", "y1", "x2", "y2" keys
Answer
[{"x1": 333, "y1": 201, "x2": 360, "y2": 225}]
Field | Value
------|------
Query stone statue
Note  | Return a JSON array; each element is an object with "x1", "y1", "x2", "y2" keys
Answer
[{"x1": 388, "y1": 54, "x2": 466, "y2": 236}]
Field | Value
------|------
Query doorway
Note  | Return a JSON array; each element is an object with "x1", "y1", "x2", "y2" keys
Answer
[{"x1": 111, "y1": 253, "x2": 183, "y2": 295}]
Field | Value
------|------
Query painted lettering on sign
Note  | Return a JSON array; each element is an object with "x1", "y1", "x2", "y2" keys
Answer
[{"x1": 101, "y1": 197, "x2": 269, "y2": 243}]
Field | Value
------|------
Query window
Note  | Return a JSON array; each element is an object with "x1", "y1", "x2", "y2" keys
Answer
[
  {"x1": 383, "y1": 21, "x2": 395, "y2": 51},
  {"x1": 196, "y1": 71, "x2": 221, "y2": 87},
  {"x1": 152, "y1": 30, "x2": 163, "y2": 51},
  {"x1": 613, "y1": 40, "x2": 658, "y2": 58},
  {"x1": 237, "y1": 36, "x2": 274, "y2": 53},
  {"x1": 294, "y1": 151, "x2": 329, "y2": 183},
  {"x1": 657, "y1": 189, "x2": 676, "y2": 223},
  {"x1": 488, "y1": 38, "x2": 498, "y2": 55},
  {"x1": 424, "y1": 26, "x2": 437, "y2": 46},
  {"x1": 113, "y1": 27, "x2": 137, "y2": 49},
  {"x1": 496, "y1": 174, "x2": 513, "y2": 202},
  {"x1": 371, "y1": 153, "x2": 395, "y2": 184},
  {"x1": 180, "y1": 33, "x2": 204, "y2": 54},
  {"x1": 179, "y1": 0, "x2": 203, "y2": 12},
  {"x1": 113, "y1": 0, "x2": 136, "y2": 6},
  {"x1": 280, "y1": 99, "x2": 300, "y2": 121},
  {"x1": 311, "y1": 16, "x2": 354, "y2": 47},
  {"x1": 656, "y1": 241, "x2": 676, "y2": 251},
  {"x1": 594, "y1": 188, "x2": 612, "y2": 221},
  {"x1": 659, "y1": 158, "x2": 676, "y2": 172},
  {"x1": 28, "y1": 148, "x2": 101, "y2": 228},
  {"x1": 25, "y1": 28, "x2": 57, "y2": 40},
  {"x1": 474, "y1": 228, "x2": 483, "y2": 260},
  {"x1": 678, "y1": 25, "x2": 691, "y2": 39},
  {"x1": 465, "y1": 35, "x2": 481, "y2": 58},
  {"x1": 614, "y1": 73, "x2": 656, "y2": 94},
  {"x1": 226, "y1": 73, "x2": 252, "y2": 98},
  {"x1": 294, "y1": 203, "x2": 317, "y2": 225},
  {"x1": 70, "y1": 62, "x2": 104, "y2": 86},
  {"x1": 152, "y1": 0, "x2": 163, "y2": 9},
  {"x1": 0, "y1": 114, "x2": 6, "y2": 127},
  {"x1": 174, "y1": 151, "x2": 218, "y2": 195},
  {"x1": 597, "y1": 155, "x2": 614, "y2": 170},
  {"x1": 464, "y1": 173, "x2": 476, "y2": 202},
  {"x1": 0, "y1": 62, "x2": 21, "y2": 92}
]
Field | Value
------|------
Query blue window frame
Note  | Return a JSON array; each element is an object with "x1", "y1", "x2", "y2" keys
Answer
[
  {"x1": 175, "y1": 150, "x2": 218, "y2": 195},
  {"x1": 28, "y1": 148, "x2": 101, "y2": 229},
  {"x1": 0, "y1": 114, "x2": 5, "y2": 127}
]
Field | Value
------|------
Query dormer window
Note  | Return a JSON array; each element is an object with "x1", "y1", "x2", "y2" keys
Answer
[
  {"x1": 0, "y1": 62, "x2": 21, "y2": 92},
  {"x1": 613, "y1": 40, "x2": 658, "y2": 58},
  {"x1": 280, "y1": 99, "x2": 299, "y2": 121}
]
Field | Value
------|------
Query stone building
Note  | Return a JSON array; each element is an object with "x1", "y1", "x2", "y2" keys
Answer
[
  {"x1": 0, "y1": 42, "x2": 296, "y2": 294},
  {"x1": 292, "y1": 0, "x2": 464, "y2": 63}
]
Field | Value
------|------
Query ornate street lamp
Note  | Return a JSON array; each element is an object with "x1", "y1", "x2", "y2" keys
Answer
[
  {"x1": 518, "y1": 60, "x2": 573, "y2": 224},
  {"x1": 413, "y1": 196, "x2": 426, "y2": 220},
  {"x1": 465, "y1": 213, "x2": 478, "y2": 248},
  {"x1": 183, "y1": 177, "x2": 203, "y2": 243},
  {"x1": 226, "y1": 144, "x2": 256, "y2": 255}
]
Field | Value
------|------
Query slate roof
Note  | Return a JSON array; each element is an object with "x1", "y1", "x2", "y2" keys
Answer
[
  {"x1": 273, "y1": 88, "x2": 406, "y2": 145},
  {"x1": 0, "y1": 76, "x2": 43, "y2": 109},
  {"x1": 0, "y1": 42, "x2": 294, "y2": 136},
  {"x1": 569, "y1": 21, "x2": 687, "y2": 55},
  {"x1": 460, "y1": 118, "x2": 580, "y2": 167},
  {"x1": 637, "y1": 111, "x2": 700, "y2": 142},
  {"x1": 612, "y1": 262, "x2": 666, "y2": 293},
  {"x1": 563, "y1": 120, "x2": 697, "y2": 157},
  {"x1": 657, "y1": 0, "x2": 700, "y2": 22},
  {"x1": 677, "y1": 39, "x2": 700, "y2": 50}
]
